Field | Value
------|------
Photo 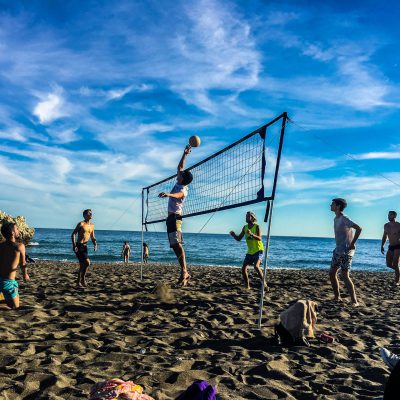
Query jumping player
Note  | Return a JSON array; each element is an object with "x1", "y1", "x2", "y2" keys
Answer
[{"x1": 158, "y1": 145, "x2": 192, "y2": 286}]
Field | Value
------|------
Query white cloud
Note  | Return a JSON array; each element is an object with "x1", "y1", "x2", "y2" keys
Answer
[
  {"x1": 352, "y1": 151, "x2": 400, "y2": 160},
  {"x1": 33, "y1": 87, "x2": 69, "y2": 124}
]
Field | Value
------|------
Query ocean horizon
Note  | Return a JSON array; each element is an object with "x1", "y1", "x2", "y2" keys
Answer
[{"x1": 26, "y1": 228, "x2": 388, "y2": 272}]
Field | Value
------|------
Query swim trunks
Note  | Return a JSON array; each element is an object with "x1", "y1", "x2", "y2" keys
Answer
[
  {"x1": 166, "y1": 214, "x2": 183, "y2": 248},
  {"x1": 388, "y1": 244, "x2": 400, "y2": 252},
  {"x1": 330, "y1": 251, "x2": 353, "y2": 271},
  {"x1": 244, "y1": 251, "x2": 264, "y2": 266},
  {"x1": 75, "y1": 243, "x2": 89, "y2": 263},
  {"x1": 0, "y1": 278, "x2": 19, "y2": 300}
]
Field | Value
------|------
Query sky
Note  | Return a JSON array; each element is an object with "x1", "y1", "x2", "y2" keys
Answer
[{"x1": 0, "y1": 0, "x2": 400, "y2": 239}]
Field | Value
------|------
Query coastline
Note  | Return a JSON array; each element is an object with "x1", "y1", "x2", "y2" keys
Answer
[{"x1": 1, "y1": 261, "x2": 397, "y2": 399}]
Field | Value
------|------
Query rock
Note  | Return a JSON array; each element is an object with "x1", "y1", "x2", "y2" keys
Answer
[{"x1": 0, "y1": 211, "x2": 35, "y2": 244}]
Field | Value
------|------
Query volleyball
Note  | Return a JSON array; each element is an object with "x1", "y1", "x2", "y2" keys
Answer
[{"x1": 189, "y1": 135, "x2": 201, "y2": 147}]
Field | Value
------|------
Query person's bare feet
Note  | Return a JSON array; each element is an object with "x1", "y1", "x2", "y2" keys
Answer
[
  {"x1": 334, "y1": 297, "x2": 343, "y2": 302},
  {"x1": 177, "y1": 273, "x2": 190, "y2": 287},
  {"x1": 351, "y1": 301, "x2": 360, "y2": 307},
  {"x1": 181, "y1": 274, "x2": 190, "y2": 287}
]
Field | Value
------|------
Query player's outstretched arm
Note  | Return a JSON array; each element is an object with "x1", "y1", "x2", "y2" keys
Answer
[{"x1": 177, "y1": 145, "x2": 191, "y2": 173}]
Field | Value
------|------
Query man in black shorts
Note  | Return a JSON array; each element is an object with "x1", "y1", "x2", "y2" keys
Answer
[
  {"x1": 381, "y1": 211, "x2": 400, "y2": 285},
  {"x1": 71, "y1": 209, "x2": 97, "y2": 287}
]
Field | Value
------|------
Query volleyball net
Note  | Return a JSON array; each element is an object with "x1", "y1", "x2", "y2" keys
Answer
[{"x1": 142, "y1": 113, "x2": 288, "y2": 227}]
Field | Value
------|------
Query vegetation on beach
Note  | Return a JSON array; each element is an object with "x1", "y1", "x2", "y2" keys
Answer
[{"x1": 0, "y1": 210, "x2": 35, "y2": 244}]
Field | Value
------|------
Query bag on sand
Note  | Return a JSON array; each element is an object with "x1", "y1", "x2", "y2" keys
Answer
[
  {"x1": 175, "y1": 380, "x2": 216, "y2": 400},
  {"x1": 274, "y1": 300, "x2": 318, "y2": 347}
]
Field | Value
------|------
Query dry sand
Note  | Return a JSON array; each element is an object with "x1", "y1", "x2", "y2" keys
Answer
[{"x1": 1, "y1": 261, "x2": 399, "y2": 399}]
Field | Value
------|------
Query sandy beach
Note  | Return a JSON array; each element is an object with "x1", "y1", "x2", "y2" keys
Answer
[{"x1": 0, "y1": 261, "x2": 398, "y2": 399}]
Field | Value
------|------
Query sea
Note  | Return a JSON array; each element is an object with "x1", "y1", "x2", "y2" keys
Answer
[{"x1": 26, "y1": 228, "x2": 388, "y2": 272}]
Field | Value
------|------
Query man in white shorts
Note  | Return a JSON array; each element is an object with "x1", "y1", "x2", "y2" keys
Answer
[
  {"x1": 159, "y1": 145, "x2": 192, "y2": 286},
  {"x1": 329, "y1": 198, "x2": 362, "y2": 306}
]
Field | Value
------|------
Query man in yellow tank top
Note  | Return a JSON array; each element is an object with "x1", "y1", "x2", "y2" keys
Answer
[{"x1": 230, "y1": 211, "x2": 265, "y2": 289}]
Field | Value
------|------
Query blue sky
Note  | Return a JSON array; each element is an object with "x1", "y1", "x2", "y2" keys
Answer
[{"x1": 1, "y1": 0, "x2": 399, "y2": 239}]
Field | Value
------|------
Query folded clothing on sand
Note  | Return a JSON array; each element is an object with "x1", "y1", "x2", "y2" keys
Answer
[
  {"x1": 175, "y1": 380, "x2": 216, "y2": 400},
  {"x1": 279, "y1": 299, "x2": 317, "y2": 340},
  {"x1": 89, "y1": 379, "x2": 154, "y2": 400}
]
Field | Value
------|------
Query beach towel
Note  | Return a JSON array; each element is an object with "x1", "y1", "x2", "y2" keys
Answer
[
  {"x1": 175, "y1": 380, "x2": 216, "y2": 400},
  {"x1": 279, "y1": 300, "x2": 317, "y2": 341},
  {"x1": 89, "y1": 378, "x2": 154, "y2": 400}
]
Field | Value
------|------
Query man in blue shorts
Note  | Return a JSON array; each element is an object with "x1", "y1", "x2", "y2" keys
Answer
[
  {"x1": 0, "y1": 222, "x2": 29, "y2": 309},
  {"x1": 329, "y1": 198, "x2": 362, "y2": 306}
]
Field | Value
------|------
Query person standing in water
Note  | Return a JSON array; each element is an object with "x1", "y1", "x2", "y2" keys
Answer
[
  {"x1": 122, "y1": 241, "x2": 131, "y2": 264},
  {"x1": 142, "y1": 242, "x2": 149, "y2": 264}
]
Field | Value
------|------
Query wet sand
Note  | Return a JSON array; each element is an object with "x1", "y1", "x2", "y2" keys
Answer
[{"x1": 1, "y1": 261, "x2": 398, "y2": 399}]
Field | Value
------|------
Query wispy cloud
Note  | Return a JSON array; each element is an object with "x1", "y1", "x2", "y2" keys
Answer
[{"x1": 352, "y1": 151, "x2": 400, "y2": 160}]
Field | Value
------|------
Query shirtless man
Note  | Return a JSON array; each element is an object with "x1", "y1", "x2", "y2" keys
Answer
[
  {"x1": 71, "y1": 209, "x2": 97, "y2": 288},
  {"x1": 381, "y1": 211, "x2": 400, "y2": 285},
  {"x1": 158, "y1": 145, "x2": 193, "y2": 286},
  {"x1": 142, "y1": 242, "x2": 149, "y2": 264},
  {"x1": 122, "y1": 241, "x2": 131, "y2": 264},
  {"x1": 0, "y1": 222, "x2": 29, "y2": 309}
]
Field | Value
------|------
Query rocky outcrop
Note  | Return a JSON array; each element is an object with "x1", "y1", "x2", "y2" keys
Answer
[{"x1": 0, "y1": 211, "x2": 35, "y2": 244}]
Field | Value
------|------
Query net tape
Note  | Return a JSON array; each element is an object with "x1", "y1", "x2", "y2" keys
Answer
[{"x1": 143, "y1": 114, "x2": 285, "y2": 225}]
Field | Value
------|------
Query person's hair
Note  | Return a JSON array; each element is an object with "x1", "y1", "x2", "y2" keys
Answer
[
  {"x1": 124, "y1": 241, "x2": 128, "y2": 244},
  {"x1": 389, "y1": 210, "x2": 397, "y2": 217},
  {"x1": 1, "y1": 222, "x2": 16, "y2": 240},
  {"x1": 247, "y1": 211, "x2": 257, "y2": 222},
  {"x1": 332, "y1": 198, "x2": 347, "y2": 211},
  {"x1": 83, "y1": 209, "x2": 91, "y2": 218},
  {"x1": 181, "y1": 170, "x2": 193, "y2": 185}
]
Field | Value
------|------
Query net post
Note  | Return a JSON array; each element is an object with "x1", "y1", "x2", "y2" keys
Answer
[
  {"x1": 141, "y1": 188, "x2": 144, "y2": 281},
  {"x1": 258, "y1": 199, "x2": 274, "y2": 329}
]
